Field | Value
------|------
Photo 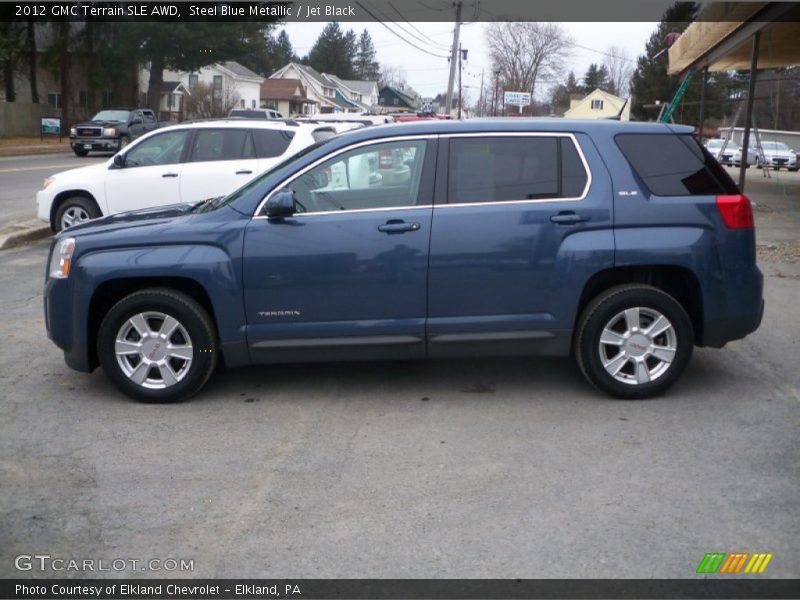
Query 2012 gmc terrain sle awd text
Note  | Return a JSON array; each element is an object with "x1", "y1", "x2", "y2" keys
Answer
[{"x1": 43, "y1": 120, "x2": 764, "y2": 402}]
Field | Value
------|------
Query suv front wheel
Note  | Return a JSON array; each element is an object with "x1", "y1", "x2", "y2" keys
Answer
[
  {"x1": 575, "y1": 284, "x2": 693, "y2": 399},
  {"x1": 97, "y1": 289, "x2": 218, "y2": 402}
]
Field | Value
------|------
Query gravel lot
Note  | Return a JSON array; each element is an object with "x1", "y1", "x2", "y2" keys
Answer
[{"x1": 0, "y1": 168, "x2": 798, "y2": 580}]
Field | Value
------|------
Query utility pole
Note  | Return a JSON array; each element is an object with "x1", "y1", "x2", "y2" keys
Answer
[
  {"x1": 444, "y1": 1, "x2": 462, "y2": 118},
  {"x1": 493, "y1": 69, "x2": 501, "y2": 116},
  {"x1": 457, "y1": 43, "x2": 463, "y2": 119},
  {"x1": 478, "y1": 68, "x2": 484, "y2": 117}
]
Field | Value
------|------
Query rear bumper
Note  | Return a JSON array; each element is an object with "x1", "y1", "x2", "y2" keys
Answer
[{"x1": 702, "y1": 298, "x2": 764, "y2": 348}]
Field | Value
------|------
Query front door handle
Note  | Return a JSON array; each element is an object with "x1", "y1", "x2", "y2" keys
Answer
[
  {"x1": 550, "y1": 211, "x2": 590, "y2": 224},
  {"x1": 236, "y1": 169, "x2": 253, "y2": 175},
  {"x1": 378, "y1": 220, "x2": 421, "y2": 234},
  {"x1": 161, "y1": 172, "x2": 179, "y2": 178}
]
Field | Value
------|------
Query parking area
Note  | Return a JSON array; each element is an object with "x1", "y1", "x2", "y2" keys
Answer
[{"x1": 0, "y1": 167, "x2": 798, "y2": 579}]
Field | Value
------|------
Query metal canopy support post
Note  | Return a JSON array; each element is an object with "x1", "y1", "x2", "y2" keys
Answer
[
  {"x1": 697, "y1": 67, "x2": 708, "y2": 143},
  {"x1": 739, "y1": 31, "x2": 760, "y2": 192}
]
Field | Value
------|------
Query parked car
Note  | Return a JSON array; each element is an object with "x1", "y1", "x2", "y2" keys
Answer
[
  {"x1": 43, "y1": 119, "x2": 763, "y2": 402},
  {"x1": 755, "y1": 141, "x2": 798, "y2": 171},
  {"x1": 38, "y1": 120, "x2": 336, "y2": 231},
  {"x1": 704, "y1": 138, "x2": 754, "y2": 167},
  {"x1": 228, "y1": 107, "x2": 283, "y2": 119},
  {"x1": 69, "y1": 108, "x2": 160, "y2": 156}
]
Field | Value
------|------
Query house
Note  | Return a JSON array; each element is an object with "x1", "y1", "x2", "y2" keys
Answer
[
  {"x1": 260, "y1": 78, "x2": 317, "y2": 116},
  {"x1": 379, "y1": 86, "x2": 419, "y2": 112},
  {"x1": 141, "y1": 61, "x2": 265, "y2": 118},
  {"x1": 563, "y1": 88, "x2": 630, "y2": 120},
  {"x1": 270, "y1": 63, "x2": 375, "y2": 114},
  {"x1": 155, "y1": 81, "x2": 191, "y2": 121}
]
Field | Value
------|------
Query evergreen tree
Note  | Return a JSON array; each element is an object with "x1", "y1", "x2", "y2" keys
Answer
[
  {"x1": 307, "y1": 22, "x2": 356, "y2": 78},
  {"x1": 274, "y1": 29, "x2": 295, "y2": 67},
  {"x1": 582, "y1": 63, "x2": 610, "y2": 93},
  {"x1": 550, "y1": 71, "x2": 581, "y2": 114},
  {"x1": 354, "y1": 30, "x2": 379, "y2": 80}
]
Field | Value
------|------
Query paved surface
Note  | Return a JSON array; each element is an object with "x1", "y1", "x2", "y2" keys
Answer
[
  {"x1": 0, "y1": 234, "x2": 798, "y2": 579},
  {"x1": 0, "y1": 153, "x2": 106, "y2": 230}
]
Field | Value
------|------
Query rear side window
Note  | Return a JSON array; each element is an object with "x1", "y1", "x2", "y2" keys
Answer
[
  {"x1": 616, "y1": 133, "x2": 738, "y2": 196},
  {"x1": 447, "y1": 136, "x2": 588, "y2": 203},
  {"x1": 252, "y1": 129, "x2": 295, "y2": 158},
  {"x1": 190, "y1": 129, "x2": 252, "y2": 162}
]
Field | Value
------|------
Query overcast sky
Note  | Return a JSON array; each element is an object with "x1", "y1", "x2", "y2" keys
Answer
[{"x1": 282, "y1": 22, "x2": 658, "y2": 101}]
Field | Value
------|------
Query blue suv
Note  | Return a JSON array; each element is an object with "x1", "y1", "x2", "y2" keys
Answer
[{"x1": 43, "y1": 120, "x2": 764, "y2": 401}]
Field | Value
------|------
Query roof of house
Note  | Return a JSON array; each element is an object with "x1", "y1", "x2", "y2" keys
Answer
[
  {"x1": 159, "y1": 81, "x2": 189, "y2": 94},
  {"x1": 260, "y1": 78, "x2": 306, "y2": 100},
  {"x1": 564, "y1": 88, "x2": 627, "y2": 116},
  {"x1": 326, "y1": 76, "x2": 377, "y2": 96},
  {"x1": 219, "y1": 61, "x2": 263, "y2": 80},
  {"x1": 380, "y1": 85, "x2": 418, "y2": 107}
]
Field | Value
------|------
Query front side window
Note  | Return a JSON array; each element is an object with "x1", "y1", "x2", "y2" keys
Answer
[
  {"x1": 189, "y1": 129, "x2": 253, "y2": 162},
  {"x1": 124, "y1": 130, "x2": 190, "y2": 167},
  {"x1": 285, "y1": 139, "x2": 428, "y2": 214},
  {"x1": 448, "y1": 136, "x2": 588, "y2": 203}
]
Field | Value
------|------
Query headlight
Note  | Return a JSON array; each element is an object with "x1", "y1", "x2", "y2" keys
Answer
[
  {"x1": 70, "y1": 127, "x2": 77, "y2": 136},
  {"x1": 103, "y1": 127, "x2": 116, "y2": 137},
  {"x1": 43, "y1": 177, "x2": 55, "y2": 190},
  {"x1": 49, "y1": 237, "x2": 75, "y2": 279}
]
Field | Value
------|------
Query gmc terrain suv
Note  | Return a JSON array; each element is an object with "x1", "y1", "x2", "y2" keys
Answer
[{"x1": 43, "y1": 120, "x2": 764, "y2": 402}]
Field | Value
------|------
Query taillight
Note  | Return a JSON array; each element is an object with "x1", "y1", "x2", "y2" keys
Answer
[{"x1": 716, "y1": 194, "x2": 754, "y2": 229}]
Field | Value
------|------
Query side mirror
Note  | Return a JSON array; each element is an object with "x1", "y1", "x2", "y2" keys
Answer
[
  {"x1": 112, "y1": 153, "x2": 125, "y2": 168},
  {"x1": 265, "y1": 188, "x2": 296, "y2": 218}
]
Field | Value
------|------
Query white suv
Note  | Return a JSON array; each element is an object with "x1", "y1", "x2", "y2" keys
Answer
[{"x1": 37, "y1": 120, "x2": 347, "y2": 231}]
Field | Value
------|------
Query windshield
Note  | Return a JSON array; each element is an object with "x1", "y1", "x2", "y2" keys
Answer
[
  {"x1": 706, "y1": 140, "x2": 723, "y2": 148},
  {"x1": 215, "y1": 139, "x2": 330, "y2": 210},
  {"x1": 92, "y1": 110, "x2": 131, "y2": 123},
  {"x1": 761, "y1": 141, "x2": 790, "y2": 151}
]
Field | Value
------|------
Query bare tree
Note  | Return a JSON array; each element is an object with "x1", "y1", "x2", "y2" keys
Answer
[
  {"x1": 184, "y1": 81, "x2": 240, "y2": 119},
  {"x1": 605, "y1": 45, "x2": 634, "y2": 97},
  {"x1": 378, "y1": 64, "x2": 407, "y2": 89},
  {"x1": 486, "y1": 22, "x2": 572, "y2": 113}
]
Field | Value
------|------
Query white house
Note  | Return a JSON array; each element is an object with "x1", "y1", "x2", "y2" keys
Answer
[
  {"x1": 140, "y1": 61, "x2": 265, "y2": 117},
  {"x1": 270, "y1": 63, "x2": 378, "y2": 114},
  {"x1": 563, "y1": 88, "x2": 630, "y2": 120}
]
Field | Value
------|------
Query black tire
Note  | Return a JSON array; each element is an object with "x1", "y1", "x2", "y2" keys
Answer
[
  {"x1": 54, "y1": 195, "x2": 101, "y2": 231},
  {"x1": 119, "y1": 135, "x2": 130, "y2": 149},
  {"x1": 575, "y1": 284, "x2": 694, "y2": 399},
  {"x1": 73, "y1": 148, "x2": 89, "y2": 157},
  {"x1": 97, "y1": 288, "x2": 218, "y2": 403}
]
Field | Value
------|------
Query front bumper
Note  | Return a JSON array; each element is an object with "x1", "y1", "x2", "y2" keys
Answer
[
  {"x1": 44, "y1": 275, "x2": 93, "y2": 373},
  {"x1": 36, "y1": 189, "x2": 54, "y2": 224},
  {"x1": 69, "y1": 137, "x2": 120, "y2": 152},
  {"x1": 762, "y1": 157, "x2": 797, "y2": 168}
]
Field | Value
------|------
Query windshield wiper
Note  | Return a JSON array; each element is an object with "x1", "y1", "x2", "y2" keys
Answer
[{"x1": 192, "y1": 196, "x2": 225, "y2": 213}]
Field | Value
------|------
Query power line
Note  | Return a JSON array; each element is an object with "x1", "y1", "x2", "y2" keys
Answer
[
  {"x1": 367, "y1": 0, "x2": 450, "y2": 52},
  {"x1": 386, "y1": 1, "x2": 451, "y2": 51},
  {"x1": 356, "y1": 1, "x2": 450, "y2": 59}
]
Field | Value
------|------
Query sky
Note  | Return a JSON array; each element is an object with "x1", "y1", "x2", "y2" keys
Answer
[{"x1": 281, "y1": 21, "x2": 658, "y2": 102}]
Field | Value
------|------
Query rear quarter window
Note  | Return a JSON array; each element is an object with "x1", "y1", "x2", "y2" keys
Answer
[
  {"x1": 615, "y1": 133, "x2": 738, "y2": 196},
  {"x1": 252, "y1": 129, "x2": 295, "y2": 158}
]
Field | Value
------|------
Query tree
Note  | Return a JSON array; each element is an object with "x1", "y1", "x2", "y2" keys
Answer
[
  {"x1": 582, "y1": 63, "x2": 610, "y2": 93},
  {"x1": 0, "y1": 22, "x2": 25, "y2": 101},
  {"x1": 550, "y1": 71, "x2": 581, "y2": 115},
  {"x1": 486, "y1": 22, "x2": 572, "y2": 113},
  {"x1": 354, "y1": 30, "x2": 379, "y2": 80},
  {"x1": 378, "y1": 64, "x2": 407, "y2": 89},
  {"x1": 25, "y1": 20, "x2": 39, "y2": 103},
  {"x1": 605, "y1": 45, "x2": 634, "y2": 97},
  {"x1": 274, "y1": 29, "x2": 296, "y2": 67},
  {"x1": 629, "y1": 3, "x2": 699, "y2": 121},
  {"x1": 307, "y1": 22, "x2": 356, "y2": 78},
  {"x1": 184, "y1": 81, "x2": 240, "y2": 118}
]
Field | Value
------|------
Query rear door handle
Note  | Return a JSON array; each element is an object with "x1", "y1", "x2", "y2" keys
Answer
[
  {"x1": 161, "y1": 172, "x2": 179, "y2": 178},
  {"x1": 236, "y1": 169, "x2": 253, "y2": 175},
  {"x1": 378, "y1": 220, "x2": 421, "y2": 234},
  {"x1": 550, "y1": 211, "x2": 590, "y2": 224}
]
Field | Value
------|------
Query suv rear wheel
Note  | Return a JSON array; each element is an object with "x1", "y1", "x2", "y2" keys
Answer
[
  {"x1": 97, "y1": 289, "x2": 218, "y2": 402},
  {"x1": 575, "y1": 284, "x2": 693, "y2": 399}
]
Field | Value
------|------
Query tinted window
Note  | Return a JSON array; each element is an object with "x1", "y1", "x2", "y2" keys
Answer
[
  {"x1": 616, "y1": 133, "x2": 738, "y2": 196},
  {"x1": 252, "y1": 129, "x2": 295, "y2": 158},
  {"x1": 143, "y1": 111, "x2": 156, "y2": 124},
  {"x1": 124, "y1": 130, "x2": 189, "y2": 167},
  {"x1": 190, "y1": 129, "x2": 251, "y2": 162},
  {"x1": 287, "y1": 140, "x2": 428, "y2": 213},
  {"x1": 447, "y1": 136, "x2": 587, "y2": 203}
]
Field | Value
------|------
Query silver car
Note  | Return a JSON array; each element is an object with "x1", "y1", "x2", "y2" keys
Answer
[
  {"x1": 755, "y1": 141, "x2": 798, "y2": 171},
  {"x1": 705, "y1": 139, "x2": 755, "y2": 168}
]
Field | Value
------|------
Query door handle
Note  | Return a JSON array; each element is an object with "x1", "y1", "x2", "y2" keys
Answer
[
  {"x1": 378, "y1": 220, "x2": 421, "y2": 234},
  {"x1": 236, "y1": 169, "x2": 253, "y2": 175},
  {"x1": 161, "y1": 172, "x2": 179, "y2": 178},
  {"x1": 550, "y1": 211, "x2": 590, "y2": 224}
]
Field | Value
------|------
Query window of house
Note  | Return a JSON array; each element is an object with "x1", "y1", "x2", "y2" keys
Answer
[
  {"x1": 188, "y1": 74, "x2": 199, "y2": 89},
  {"x1": 447, "y1": 136, "x2": 589, "y2": 203},
  {"x1": 240, "y1": 99, "x2": 245, "y2": 108},
  {"x1": 167, "y1": 94, "x2": 174, "y2": 109},
  {"x1": 47, "y1": 93, "x2": 61, "y2": 108},
  {"x1": 591, "y1": 99, "x2": 604, "y2": 110},
  {"x1": 393, "y1": 98, "x2": 399, "y2": 105},
  {"x1": 251, "y1": 99, "x2": 256, "y2": 108},
  {"x1": 213, "y1": 75, "x2": 223, "y2": 90}
]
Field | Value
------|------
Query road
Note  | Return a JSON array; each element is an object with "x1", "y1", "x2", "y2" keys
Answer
[
  {"x1": 0, "y1": 238, "x2": 798, "y2": 579},
  {"x1": 0, "y1": 153, "x2": 106, "y2": 230}
]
